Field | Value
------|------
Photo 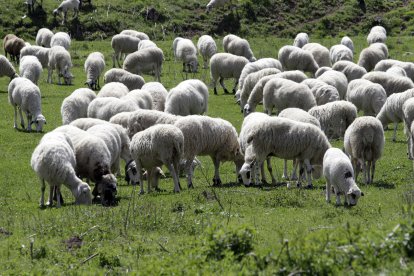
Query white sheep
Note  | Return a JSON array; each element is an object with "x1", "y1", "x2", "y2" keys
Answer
[
  {"x1": 367, "y1": 26, "x2": 387, "y2": 45},
  {"x1": 315, "y1": 67, "x2": 333, "y2": 78},
  {"x1": 103, "y1": 68, "x2": 145, "y2": 91},
  {"x1": 308, "y1": 100, "x2": 357, "y2": 139},
  {"x1": 61, "y1": 88, "x2": 96, "y2": 125},
  {"x1": 122, "y1": 89, "x2": 153, "y2": 110},
  {"x1": 210, "y1": 52, "x2": 249, "y2": 95},
  {"x1": 386, "y1": 66, "x2": 407, "y2": 77},
  {"x1": 126, "y1": 109, "x2": 179, "y2": 138},
  {"x1": 31, "y1": 131, "x2": 92, "y2": 207},
  {"x1": 317, "y1": 70, "x2": 348, "y2": 100},
  {"x1": 130, "y1": 124, "x2": 184, "y2": 194},
  {"x1": 223, "y1": 34, "x2": 256, "y2": 62},
  {"x1": 323, "y1": 148, "x2": 363, "y2": 206},
  {"x1": 362, "y1": 71, "x2": 414, "y2": 96},
  {"x1": 35, "y1": 28, "x2": 54, "y2": 48},
  {"x1": 301, "y1": 79, "x2": 340, "y2": 105},
  {"x1": 87, "y1": 97, "x2": 139, "y2": 121},
  {"x1": 120, "y1": 30, "x2": 149, "y2": 41},
  {"x1": 111, "y1": 34, "x2": 140, "y2": 68},
  {"x1": 346, "y1": 79, "x2": 386, "y2": 116},
  {"x1": 197, "y1": 35, "x2": 217, "y2": 69},
  {"x1": 165, "y1": 79, "x2": 208, "y2": 116},
  {"x1": 374, "y1": 59, "x2": 414, "y2": 82},
  {"x1": 340, "y1": 36, "x2": 354, "y2": 53},
  {"x1": 206, "y1": 0, "x2": 230, "y2": 12},
  {"x1": 293, "y1": 32, "x2": 309, "y2": 48},
  {"x1": 278, "y1": 45, "x2": 319, "y2": 75},
  {"x1": 237, "y1": 58, "x2": 283, "y2": 91},
  {"x1": 174, "y1": 38, "x2": 198, "y2": 73},
  {"x1": 138, "y1": 40, "x2": 157, "y2": 50},
  {"x1": 97, "y1": 82, "x2": 129, "y2": 98},
  {"x1": 344, "y1": 116, "x2": 384, "y2": 184},
  {"x1": 302, "y1": 43, "x2": 331, "y2": 67},
  {"x1": 53, "y1": 0, "x2": 80, "y2": 24},
  {"x1": 8, "y1": 77, "x2": 46, "y2": 132},
  {"x1": 329, "y1": 44, "x2": 353, "y2": 64},
  {"x1": 109, "y1": 111, "x2": 134, "y2": 129},
  {"x1": 84, "y1": 52, "x2": 105, "y2": 90},
  {"x1": 47, "y1": 46, "x2": 73, "y2": 85},
  {"x1": 19, "y1": 55, "x2": 42, "y2": 85},
  {"x1": 332, "y1": 60, "x2": 367, "y2": 82},
  {"x1": 0, "y1": 55, "x2": 18, "y2": 80},
  {"x1": 50, "y1": 32, "x2": 71, "y2": 50},
  {"x1": 20, "y1": 45, "x2": 50, "y2": 68},
  {"x1": 123, "y1": 47, "x2": 164, "y2": 82},
  {"x1": 358, "y1": 43, "x2": 388, "y2": 72},
  {"x1": 141, "y1": 82, "x2": 168, "y2": 111},
  {"x1": 403, "y1": 98, "x2": 414, "y2": 159}
]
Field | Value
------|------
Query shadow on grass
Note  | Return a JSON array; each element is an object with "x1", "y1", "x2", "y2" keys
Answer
[{"x1": 371, "y1": 180, "x2": 396, "y2": 189}]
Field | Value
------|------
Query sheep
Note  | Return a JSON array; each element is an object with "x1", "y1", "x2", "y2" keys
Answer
[
  {"x1": 293, "y1": 32, "x2": 309, "y2": 48},
  {"x1": 109, "y1": 111, "x2": 134, "y2": 129},
  {"x1": 97, "y1": 82, "x2": 129, "y2": 98},
  {"x1": 174, "y1": 38, "x2": 198, "y2": 74},
  {"x1": 172, "y1": 37, "x2": 183, "y2": 61},
  {"x1": 408, "y1": 121, "x2": 414, "y2": 162},
  {"x1": 123, "y1": 47, "x2": 164, "y2": 82},
  {"x1": 61, "y1": 88, "x2": 96, "y2": 124},
  {"x1": 323, "y1": 148, "x2": 363, "y2": 206},
  {"x1": 19, "y1": 55, "x2": 42, "y2": 85},
  {"x1": 84, "y1": 52, "x2": 105, "y2": 90},
  {"x1": 239, "y1": 117, "x2": 331, "y2": 188},
  {"x1": 50, "y1": 32, "x2": 71, "y2": 50},
  {"x1": 122, "y1": 89, "x2": 153, "y2": 110},
  {"x1": 223, "y1": 34, "x2": 256, "y2": 62},
  {"x1": 8, "y1": 77, "x2": 46, "y2": 132},
  {"x1": 4, "y1": 36, "x2": 26, "y2": 63},
  {"x1": 3, "y1": 34, "x2": 16, "y2": 60},
  {"x1": 362, "y1": 71, "x2": 414, "y2": 96},
  {"x1": 138, "y1": 40, "x2": 157, "y2": 50},
  {"x1": 317, "y1": 70, "x2": 348, "y2": 100},
  {"x1": 329, "y1": 44, "x2": 353, "y2": 64},
  {"x1": 308, "y1": 101, "x2": 357, "y2": 139},
  {"x1": 367, "y1": 26, "x2": 387, "y2": 45},
  {"x1": 341, "y1": 36, "x2": 354, "y2": 53},
  {"x1": 165, "y1": 79, "x2": 208, "y2": 116},
  {"x1": 120, "y1": 30, "x2": 150, "y2": 41},
  {"x1": 126, "y1": 109, "x2": 179, "y2": 138},
  {"x1": 20, "y1": 45, "x2": 50, "y2": 68},
  {"x1": 206, "y1": 0, "x2": 230, "y2": 12},
  {"x1": 210, "y1": 52, "x2": 249, "y2": 95},
  {"x1": 47, "y1": 46, "x2": 73, "y2": 85},
  {"x1": 53, "y1": 0, "x2": 80, "y2": 24},
  {"x1": 346, "y1": 79, "x2": 386, "y2": 116},
  {"x1": 262, "y1": 78, "x2": 317, "y2": 115},
  {"x1": 0, "y1": 55, "x2": 18, "y2": 80},
  {"x1": 332, "y1": 60, "x2": 367, "y2": 82},
  {"x1": 301, "y1": 79, "x2": 340, "y2": 105},
  {"x1": 374, "y1": 59, "x2": 414, "y2": 82},
  {"x1": 31, "y1": 131, "x2": 92, "y2": 208},
  {"x1": 315, "y1": 67, "x2": 333, "y2": 78},
  {"x1": 174, "y1": 115, "x2": 242, "y2": 187},
  {"x1": 302, "y1": 43, "x2": 331, "y2": 67},
  {"x1": 197, "y1": 35, "x2": 217, "y2": 69},
  {"x1": 103, "y1": 68, "x2": 145, "y2": 91},
  {"x1": 402, "y1": 98, "x2": 414, "y2": 160},
  {"x1": 35, "y1": 28, "x2": 53, "y2": 48},
  {"x1": 130, "y1": 124, "x2": 184, "y2": 194},
  {"x1": 237, "y1": 58, "x2": 283, "y2": 91},
  {"x1": 357, "y1": 43, "x2": 388, "y2": 72},
  {"x1": 278, "y1": 45, "x2": 319, "y2": 75},
  {"x1": 376, "y1": 89, "x2": 414, "y2": 142},
  {"x1": 111, "y1": 34, "x2": 140, "y2": 68},
  {"x1": 344, "y1": 116, "x2": 384, "y2": 184},
  {"x1": 87, "y1": 97, "x2": 139, "y2": 121},
  {"x1": 141, "y1": 82, "x2": 168, "y2": 111},
  {"x1": 386, "y1": 66, "x2": 407, "y2": 77}
]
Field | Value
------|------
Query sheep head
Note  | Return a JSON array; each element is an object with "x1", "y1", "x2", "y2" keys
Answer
[
  {"x1": 125, "y1": 160, "x2": 140, "y2": 185},
  {"x1": 96, "y1": 174, "x2": 118, "y2": 206},
  {"x1": 31, "y1": 114, "x2": 46, "y2": 132},
  {"x1": 75, "y1": 182, "x2": 92, "y2": 205},
  {"x1": 346, "y1": 186, "x2": 363, "y2": 206}
]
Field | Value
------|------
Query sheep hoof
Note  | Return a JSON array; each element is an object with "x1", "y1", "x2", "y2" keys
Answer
[
  {"x1": 188, "y1": 182, "x2": 194, "y2": 189},
  {"x1": 232, "y1": 89, "x2": 236, "y2": 94},
  {"x1": 224, "y1": 89, "x2": 230, "y2": 94},
  {"x1": 306, "y1": 184, "x2": 314, "y2": 189},
  {"x1": 296, "y1": 182, "x2": 302, "y2": 188},
  {"x1": 139, "y1": 190, "x2": 145, "y2": 195},
  {"x1": 212, "y1": 178, "x2": 222, "y2": 186},
  {"x1": 244, "y1": 182, "x2": 253, "y2": 188},
  {"x1": 261, "y1": 179, "x2": 268, "y2": 185},
  {"x1": 214, "y1": 88, "x2": 218, "y2": 95}
]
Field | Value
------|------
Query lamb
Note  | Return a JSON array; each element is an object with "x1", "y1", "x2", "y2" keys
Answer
[
  {"x1": 402, "y1": 98, "x2": 414, "y2": 159},
  {"x1": 8, "y1": 77, "x2": 46, "y2": 132},
  {"x1": 20, "y1": 45, "x2": 50, "y2": 68},
  {"x1": 346, "y1": 79, "x2": 386, "y2": 116},
  {"x1": 31, "y1": 131, "x2": 92, "y2": 208},
  {"x1": 357, "y1": 43, "x2": 388, "y2": 72},
  {"x1": 237, "y1": 58, "x2": 283, "y2": 91},
  {"x1": 344, "y1": 116, "x2": 385, "y2": 184},
  {"x1": 278, "y1": 45, "x2": 319, "y2": 75},
  {"x1": 97, "y1": 82, "x2": 129, "y2": 98},
  {"x1": 332, "y1": 60, "x2": 367, "y2": 82},
  {"x1": 323, "y1": 148, "x2": 363, "y2": 206},
  {"x1": 301, "y1": 79, "x2": 340, "y2": 105},
  {"x1": 61, "y1": 88, "x2": 97, "y2": 124},
  {"x1": 19, "y1": 55, "x2": 42, "y2": 85},
  {"x1": 165, "y1": 79, "x2": 208, "y2": 116},
  {"x1": 317, "y1": 70, "x2": 348, "y2": 100},
  {"x1": 210, "y1": 52, "x2": 249, "y2": 95},
  {"x1": 50, "y1": 32, "x2": 71, "y2": 50},
  {"x1": 84, "y1": 52, "x2": 105, "y2": 90},
  {"x1": 122, "y1": 89, "x2": 153, "y2": 110},
  {"x1": 53, "y1": 0, "x2": 80, "y2": 24},
  {"x1": 174, "y1": 38, "x2": 198, "y2": 73},
  {"x1": 293, "y1": 32, "x2": 309, "y2": 48},
  {"x1": 223, "y1": 34, "x2": 256, "y2": 62},
  {"x1": 35, "y1": 28, "x2": 54, "y2": 48},
  {"x1": 308, "y1": 101, "x2": 357, "y2": 139},
  {"x1": 302, "y1": 43, "x2": 331, "y2": 67},
  {"x1": 47, "y1": 46, "x2": 73, "y2": 85},
  {"x1": 376, "y1": 89, "x2": 414, "y2": 142},
  {"x1": 4, "y1": 36, "x2": 26, "y2": 63},
  {"x1": 362, "y1": 71, "x2": 414, "y2": 96},
  {"x1": 103, "y1": 68, "x2": 145, "y2": 91},
  {"x1": 126, "y1": 109, "x2": 179, "y2": 138},
  {"x1": 141, "y1": 82, "x2": 168, "y2": 111},
  {"x1": 329, "y1": 44, "x2": 353, "y2": 64},
  {"x1": 111, "y1": 34, "x2": 140, "y2": 68},
  {"x1": 120, "y1": 30, "x2": 149, "y2": 41},
  {"x1": 206, "y1": 0, "x2": 230, "y2": 12},
  {"x1": 367, "y1": 26, "x2": 387, "y2": 45},
  {"x1": 123, "y1": 47, "x2": 164, "y2": 82},
  {"x1": 340, "y1": 36, "x2": 354, "y2": 53},
  {"x1": 374, "y1": 59, "x2": 414, "y2": 82},
  {"x1": 0, "y1": 55, "x2": 18, "y2": 80},
  {"x1": 197, "y1": 35, "x2": 217, "y2": 69},
  {"x1": 130, "y1": 124, "x2": 184, "y2": 194},
  {"x1": 87, "y1": 97, "x2": 139, "y2": 121},
  {"x1": 138, "y1": 40, "x2": 157, "y2": 50},
  {"x1": 174, "y1": 115, "x2": 242, "y2": 187}
]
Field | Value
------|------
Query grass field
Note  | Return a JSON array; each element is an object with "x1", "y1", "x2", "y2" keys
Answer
[{"x1": 2, "y1": 36, "x2": 414, "y2": 274}]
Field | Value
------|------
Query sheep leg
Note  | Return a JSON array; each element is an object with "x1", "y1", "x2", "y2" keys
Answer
[
  {"x1": 232, "y1": 80, "x2": 238, "y2": 94},
  {"x1": 291, "y1": 159, "x2": 298, "y2": 180},
  {"x1": 361, "y1": 160, "x2": 368, "y2": 184},
  {"x1": 18, "y1": 108, "x2": 25, "y2": 129},
  {"x1": 325, "y1": 178, "x2": 331, "y2": 203},
  {"x1": 260, "y1": 162, "x2": 267, "y2": 184},
  {"x1": 212, "y1": 157, "x2": 222, "y2": 186},
  {"x1": 282, "y1": 159, "x2": 289, "y2": 179},
  {"x1": 335, "y1": 189, "x2": 342, "y2": 205},
  {"x1": 371, "y1": 160, "x2": 376, "y2": 184},
  {"x1": 26, "y1": 114, "x2": 32, "y2": 132},
  {"x1": 55, "y1": 186, "x2": 62, "y2": 208},
  {"x1": 203, "y1": 57, "x2": 208, "y2": 69},
  {"x1": 266, "y1": 157, "x2": 277, "y2": 185},
  {"x1": 13, "y1": 105, "x2": 18, "y2": 129},
  {"x1": 147, "y1": 169, "x2": 152, "y2": 193},
  {"x1": 112, "y1": 53, "x2": 116, "y2": 68},
  {"x1": 47, "y1": 68, "x2": 52, "y2": 83},
  {"x1": 47, "y1": 185, "x2": 54, "y2": 206},
  {"x1": 254, "y1": 161, "x2": 261, "y2": 185},
  {"x1": 304, "y1": 159, "x2": 313, "y2": 188},
  {"x1": 219, "y1": 77, "x2": 229, "y2": 94},
  {"x1": 185, "y1": 159, "x2": 194, "y2": 188},
  {"x1": 353, "y1": 158, "x2": 360, "y2": 181},
  {"x1": 167, "y1": 163, "x2": 180, "y2": 193},
  {"x1": 39, "y1": 179, "x2": 46, "y2": 207},
  {"x1": 392, "y1": 122, "x2": 398, "y2": 142}
]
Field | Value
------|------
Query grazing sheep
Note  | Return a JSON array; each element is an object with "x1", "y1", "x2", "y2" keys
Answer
[
  {"x1": 53, "y1": 0, "x2": 80, "y2": 24},
  {"x1": 138, "y1": 40, "x2": 157, "y2": 50},
  {"x1": 362, "y1": 71, "x2": 414, "y2": 96},
  {"x1": 238, "y1": 58, "x2": 283, "y2": 91},
  {"x1": 165, "y1": 79, "x2": 208, "y2": 116},
  {"x1": 344, "y1": 116, "x2": 384, "y2": 184},
  {"x1": 97, "y1": 82, "x2": 129, "y2": 98},
  {"x1": 323, "y1": 148, "x2": 363, "y2": 206},
  {"x1": 358, "y1": 43, "x2": 388, "y2": 72},
  {"x1": 126, "y1": 109, "x2": 179, "y2": 138},
  {"x1": 332, "y1": 60, "x2": 367, "y2": 82},
  {"x1": 317, "y1": 70, "x2": 348, "y2": 100},
  {"x1": 109, "y1": 111, "x2": 134, "y2": 129},
  {"x1": 330, "y1": 44, "x2": 353, "y2": 64},
  {"x1": 50, "y1": 32, "x2": 71, "y2": 50},
  {"x1": 31, "y1": 131, "x2": 92, "y2": 208},
  {"x1": 111, "y1": 34, "x2": 140, "y2": 68},
  {"x1": 8, "y1": 77, "x2": 46, "y2": 132},
  {"x1": 223, "y1": 34, "x2": 256, "y2": 62},
  {"x1": 20, "y1": 45, "x2": 50, "y2": 68},
  {"x1": 35, "y1": 28, "x2": 54, "y2": 48},
  {"x1": 123, "y1": 47, "x2": 164, "y2": 82},
  {"x1": 210, "y1": 52, "x2": 249, "y2": 95},
  {"x1": 4, "y1": 36, "x2": 26, "y2": 63},
  {"x1": 278, "y1": 45, "x2": 319, "y2": 75},
  {"x1": 47, "y1": 46, "x2": 73, "y2": 85},
  {"x1": 174, "y1": 38, "x2": 198, "y2": 74},
  {"x1": 301, "y1": 79, "x2": 340, "y2": 105},
  {"x1": 386, "y1": 66, "x2": 407, "y2": 77},
  {"x1": 120, "y1": 30, "x2": 149, "y2": 41},
  {"x1": 376, "y1": 89, "x2": 414, "y2": 142},
  {"x1": 402, "y1": 98, "x2": 414, "y2": 159},
  {"x1": 206, "y1": 0, "x2": 230, "y2": 12},
  {"x1": 141, "y1": 82, "x2": 168, "y2": 111},
  {"x1": 3, "y1": 34, "x2": 16, "y2": 60},
  {"x1": 87, "y1": 97, "x2": 139, "y2": 121},
  {"x1": 302, "y1": 43, "x2": 331, "y2": 67},
  {"x1": 122, "y1": 89, "x2": 153, "y2": 110},
  {"x1": 61, "y1": 88, "x2": 96, "y2": 124},
  {"x1": 308, "y1": 101, "x2": 357, "y2": 139},
  {"x1": 84, "y1": 52, "x2": 105, "y2": 90},
  {"x1": 19, "y1": 55, "x2": 42, "y2": 85},
  {"x1": 103, "y1": 68, "x2": 145, "y2": 91},
  {"x1": 374, "y1": 59, "x2": 414, "y2": 82},
  {"x1": 130, "y1": 124, "x2": 184, "y2": 194},
  {"x1": 293, "y1": 32, "x2": 309, "y2": 48},
  {"x1": 197, "y1": 35, "x2": 217, "y2": 69},
  {"x1": 367, "y1": 26, "x2": 387, "y2": 45},
  {"x1": 346, "y1": 79, "x2": 387, "y2": 116},
  {"x1": 341, "y1": 36, "x2": 354, "y2": 53},
  {"x1": 0, "y1": 55, "x2": 18, "y2": 80},
  {"x1": 315, "y1": 67, "x2": 333, "y2": 78}
]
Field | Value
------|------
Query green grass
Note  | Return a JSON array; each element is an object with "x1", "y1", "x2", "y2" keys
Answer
[{"x1": 2, "y1": 36, "x2": 414, "y2": 274}]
